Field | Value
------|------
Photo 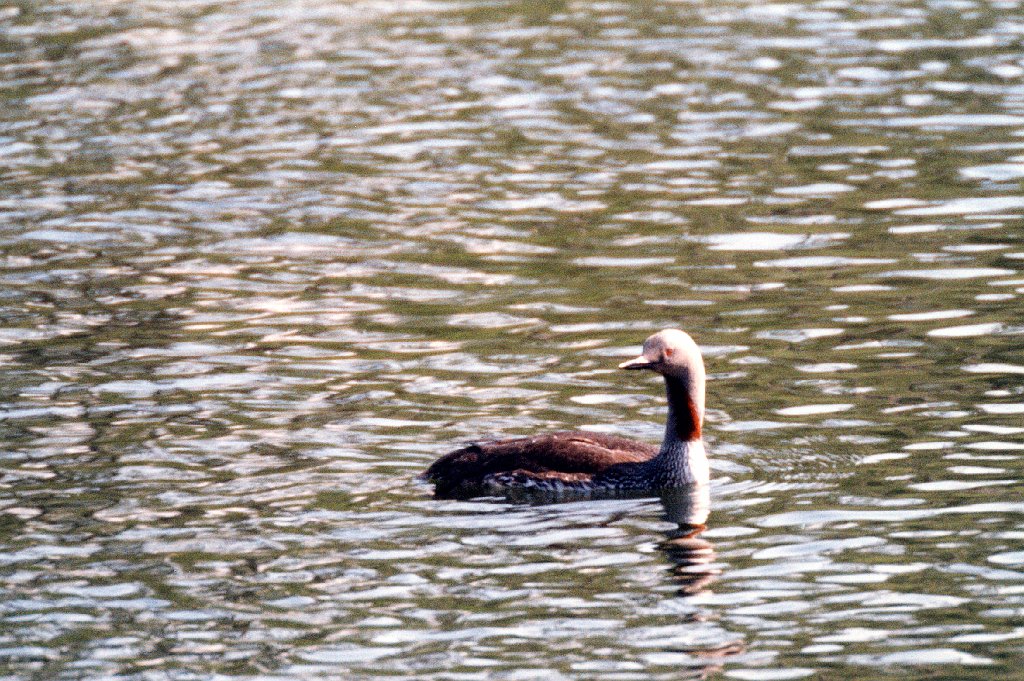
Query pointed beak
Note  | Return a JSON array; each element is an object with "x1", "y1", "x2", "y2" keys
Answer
[{"x1": 618, "y1": 355, "x2": 654, "y2": 370}]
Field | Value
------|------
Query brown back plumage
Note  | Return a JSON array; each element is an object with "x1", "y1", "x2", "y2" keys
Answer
[{"x1": 424, "y1": 431, "x2": 657, "y2": 496}]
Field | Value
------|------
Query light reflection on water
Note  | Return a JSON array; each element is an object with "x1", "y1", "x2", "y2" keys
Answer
[{"x1": 2, "y1": 0, "x2": 1024, "y2": 678}]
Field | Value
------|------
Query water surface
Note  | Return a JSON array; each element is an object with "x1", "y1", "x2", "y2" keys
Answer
[{"x1": 2, "y1": 0, "x2": 1024, "y2": 678}]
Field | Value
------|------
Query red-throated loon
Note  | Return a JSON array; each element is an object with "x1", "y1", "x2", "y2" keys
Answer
[{"x1": 423, "y1": 329, "x2": 709, "y2": 497}]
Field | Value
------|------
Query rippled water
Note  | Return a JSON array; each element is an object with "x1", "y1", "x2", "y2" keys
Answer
[{"x1": 3, "y1": 0, "x2": 1024, "y2": 678}]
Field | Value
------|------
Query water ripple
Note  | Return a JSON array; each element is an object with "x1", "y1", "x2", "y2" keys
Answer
[{"x1": 3, "y1": 0, "x2": 1024, "y2": 678}]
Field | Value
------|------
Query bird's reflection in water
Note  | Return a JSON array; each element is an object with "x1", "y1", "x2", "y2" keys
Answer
[
  {"x1": 658, "y1": 486, "x2": 719, "y2": 597},
  {"x1": 491, "y1": 483, "x2": 721, "y2": 597},
  {"x1": 658, "y1": 486, "x2": 743, "y2": 675},
  {"x1": 434, "y1": 482, "x2": 741, "y2": 671}
]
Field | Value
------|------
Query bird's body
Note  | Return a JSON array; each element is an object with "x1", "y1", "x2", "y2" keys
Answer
[
  {"x1": 423, "y1": 329, "x2": 710, "y2": 497},
  {"x1": 425, "y1": 431, "x2": 656, "y2": 496}
]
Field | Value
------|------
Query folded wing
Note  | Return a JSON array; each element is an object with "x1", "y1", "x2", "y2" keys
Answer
[{"x1": 424, "y1": 431, "x2": 657, "y2": 495}]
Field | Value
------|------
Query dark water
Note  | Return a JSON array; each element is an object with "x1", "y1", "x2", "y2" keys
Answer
[{"x1": 2, "y1": 0, "x2": 1024, "y2": 678}]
